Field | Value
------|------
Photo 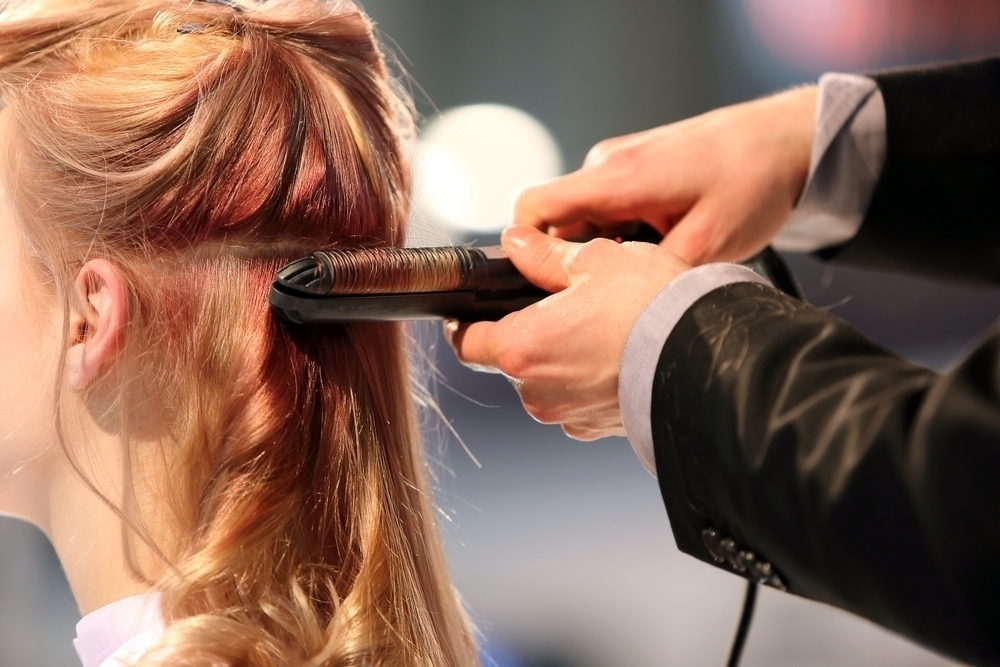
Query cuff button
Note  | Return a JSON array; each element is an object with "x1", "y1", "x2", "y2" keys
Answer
[
  {"x1": 701, "y1": 528, "x2": 728, "y2": 563},
  {"x1": 701, "y1": 527, "x2": 787, "y2": 590}
]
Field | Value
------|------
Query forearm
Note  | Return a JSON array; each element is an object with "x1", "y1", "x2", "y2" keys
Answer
[
  {"x1": 624, "y1": 57, "x2": 1000, "y2": 474},
  {"x1": 651, "y1": 283, "x2": 1000, "y2": 666}
]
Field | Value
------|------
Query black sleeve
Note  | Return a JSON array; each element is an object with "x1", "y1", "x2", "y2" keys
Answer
[
  {"x1": 652, "y1": 281, "x2": 1000, "y2": 666},
  {"x1": 817, "y1": 57, "x2": 1000, "y2": 285}
]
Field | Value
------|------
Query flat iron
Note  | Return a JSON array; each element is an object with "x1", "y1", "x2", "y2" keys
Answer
[
  {"x1": 269, "y1": 245, "x2": 548, "y2": 323},
  {"x1": 269, "y1": 232, "x2": 801, "y2": 324}
]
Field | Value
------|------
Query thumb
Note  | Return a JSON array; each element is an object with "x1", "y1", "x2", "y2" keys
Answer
[{"x1": 501, "y1": 225, "x2": 577, "y2": 293}]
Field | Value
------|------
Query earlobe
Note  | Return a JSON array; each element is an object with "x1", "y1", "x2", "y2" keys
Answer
[{"x1": 66, "y1": 260, "x2": 128, "y2": 391}]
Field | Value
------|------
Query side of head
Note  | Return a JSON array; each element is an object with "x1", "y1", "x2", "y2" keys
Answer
[{"x1": 0, "y1": 1, "x2": 475, "y2": 665}]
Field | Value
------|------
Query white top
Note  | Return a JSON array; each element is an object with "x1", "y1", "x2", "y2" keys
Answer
[{"x1": 74, "y1": 593, "x2": 163, "y2": 667}]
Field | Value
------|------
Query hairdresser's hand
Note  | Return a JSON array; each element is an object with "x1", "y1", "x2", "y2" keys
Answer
[
  {"x1": 515, "y1": 86, "x2": 817, "y2": 265},
  {"x1": 446, "y1": 226, "x2": 690, "y2": 441}
]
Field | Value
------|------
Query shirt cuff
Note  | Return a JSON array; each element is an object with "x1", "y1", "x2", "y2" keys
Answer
[
  {"x1": 619, "y1": 263, "x2": 770, "y2": 476},
  {"x1": 774, "y1": 73, "x2": 887, "y2": 253}
]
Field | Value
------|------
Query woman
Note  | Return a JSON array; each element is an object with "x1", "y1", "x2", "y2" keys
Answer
[{"x1": 0, "y1": 1, "x2": 478, "y2": 665}]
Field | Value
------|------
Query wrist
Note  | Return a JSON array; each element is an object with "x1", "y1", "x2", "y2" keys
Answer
[{"x1": 775, "y1": 85, "x2": 819, "y2": 204}]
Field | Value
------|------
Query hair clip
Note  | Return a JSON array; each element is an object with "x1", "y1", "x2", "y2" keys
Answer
[
  {"x1": 177, "y1": 23, "x2": 204, "y2": 34},
  {"x1": 196, "y1": 0, "x2": 244, "y2": 11}
]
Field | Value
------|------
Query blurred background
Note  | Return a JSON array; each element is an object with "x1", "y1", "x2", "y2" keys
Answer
[{"x1": 4, "y1": 1, "x2": 1000, "y2": 665}]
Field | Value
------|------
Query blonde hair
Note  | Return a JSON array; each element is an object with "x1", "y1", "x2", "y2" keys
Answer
[{"x1": 0, "y1": 1, "x2": 478, "y2": 665}]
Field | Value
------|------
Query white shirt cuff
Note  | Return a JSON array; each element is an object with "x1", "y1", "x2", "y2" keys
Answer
[
  {"x1": 619, "y1": 264, "x2": 770, "y2": 476},
  {"x1": 774, "y1": 73, "x2": 887, "y2": 253}
]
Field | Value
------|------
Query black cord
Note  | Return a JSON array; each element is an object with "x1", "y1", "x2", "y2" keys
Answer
[
  {"x1": 726, "y1": 581, "x2": 759, "y2": 667},
  {"x1": 611, "y1": 229, "x2": 799, "y2": 667},
  {"x1": 719, "y1": 247, "x2": 803, "y2": 667}
]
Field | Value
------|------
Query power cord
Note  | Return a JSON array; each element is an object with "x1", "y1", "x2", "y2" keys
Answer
[
  {"x1": 726, "y1": 581, "x2": 758, "y2": 667},
  {"x1": 722, "y1": 247, "x2": 805, "y2": 667}
]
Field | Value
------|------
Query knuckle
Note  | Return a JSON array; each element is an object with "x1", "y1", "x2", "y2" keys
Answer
[
  {"x1": 565, "y1": 237, "x2": 614, "y2": 271},
  {"x1": 585, "y1": 138, "x2": 625, "y2": 167},
  {"x1": 495, "y1": 346, "x2": 529, "y2": 379},
  {"x1": 513, "y1": 185, "x2": 540, "y2": 214},
  {"x1": 586, "y1": 237, "x2": 618, "y2": 252},
  {"x1": 620, "y1": 239, "x2": 665, "y2": 259},
  {"x1": 560, "y1": 246, "x2": 583, "y2": 273}
]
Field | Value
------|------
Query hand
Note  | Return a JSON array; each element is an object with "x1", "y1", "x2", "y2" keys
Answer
[
  {"x1": 514, "y1": 86, "x2": 817, "y2": 265},
  {"x1": 446, "y1": 225, "x2": 691, "y2": 441}
]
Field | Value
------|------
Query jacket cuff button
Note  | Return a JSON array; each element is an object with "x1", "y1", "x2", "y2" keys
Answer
[
  {"x1": 723, "y1": 542, "x2": 747, "y2": 572},
  {"x1": 701, "y1": 528, "x2": 727, "y2": 563}
]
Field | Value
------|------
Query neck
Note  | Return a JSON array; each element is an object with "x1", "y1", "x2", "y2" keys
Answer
[
  {"x1": 47, "y1": 460, "x2": 155, "y2": 615},
  {"x1": 21, "y1": 419, "x2": 172, "y2": 617},
  {"x1": 0, "y1": 440, "x2": 150, "y2": 616}
]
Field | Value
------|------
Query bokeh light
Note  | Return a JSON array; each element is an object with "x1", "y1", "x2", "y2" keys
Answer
[{"x1": 412, "y1": 104, "x2": 563, "y2": 238}]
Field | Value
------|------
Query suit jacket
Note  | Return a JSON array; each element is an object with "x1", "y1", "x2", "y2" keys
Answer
[{"x1": 652, "y1": 58, "x2": 1000, "y2": 667}]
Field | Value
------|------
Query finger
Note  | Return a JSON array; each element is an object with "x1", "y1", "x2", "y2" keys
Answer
[
  {"x1": 660, "y1": 199, "x2": 726, "y2": 266},
  {"x1": 446, "y1": 319, "x2": 504, "y2": 373},
  {"x1": 513, "y1": 168, "x2": 614, "y2": 231},
  {"x1": 501, "y1": 225, "x2": 577, "y2": 293},
  {"x1": 549, "y1": 219, "x2": 600, "y2": 242}
]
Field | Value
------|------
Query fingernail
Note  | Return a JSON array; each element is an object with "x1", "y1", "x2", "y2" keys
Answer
[{"x1": 502, "y1": 226, "x2": 530, "y2": 251}]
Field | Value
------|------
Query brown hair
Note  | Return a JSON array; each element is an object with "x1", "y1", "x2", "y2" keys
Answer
[{"x1": 0, "y1": 1, "x2": 477, "y2": 665}]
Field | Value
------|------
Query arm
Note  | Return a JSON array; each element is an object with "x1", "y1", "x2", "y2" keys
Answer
[
  {"x1": 622, "y1": 59, "x2": 1000, "y2": 476},
  {"x1": 653, "y1": 282, "x2": 1000, "y2": 666},
  {"x1": 514, "y1": 57, "x2": 1000, "y2": 282},
  {"x1": 819, "y1": 58, "x2": 1000, "y2": 283}
]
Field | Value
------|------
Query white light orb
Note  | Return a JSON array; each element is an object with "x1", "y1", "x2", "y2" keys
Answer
[{"x1": 412, "y1": 104, "x2": 563, "y2": 238}]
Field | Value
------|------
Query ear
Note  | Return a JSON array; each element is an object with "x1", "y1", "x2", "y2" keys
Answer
[{"x1": 66, "y1": 259, "x2": 128, "y2": 391}]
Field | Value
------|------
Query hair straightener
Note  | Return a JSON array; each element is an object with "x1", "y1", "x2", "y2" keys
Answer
[
  {"x1": 269, "y1": 218, "x2": 802, "y2": 324},
  {"x1": 269, "y1": 231, "x2": 801, "y2": 325},
  {"x1": 268, "y1": 227, "x2": 804, "y2": 667},
  {"x1": 269, "y1": 244, "x2": 549, "y2": 323}
]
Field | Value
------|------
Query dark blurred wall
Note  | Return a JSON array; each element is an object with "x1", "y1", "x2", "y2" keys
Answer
[{"x1": 362, "y1": 0, "x2": 728, "y2": 168}]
